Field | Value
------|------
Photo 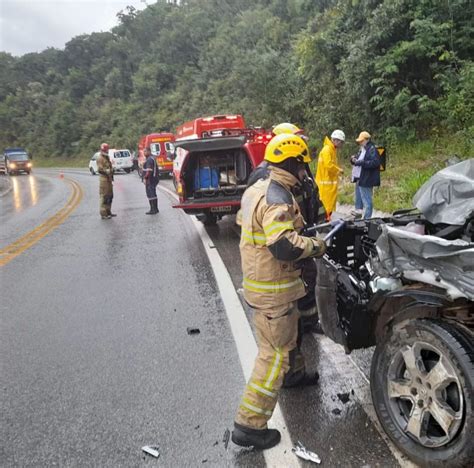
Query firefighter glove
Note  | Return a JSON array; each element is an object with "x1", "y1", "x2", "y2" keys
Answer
[{"x1": 309, "y1": 237, "x2": 326, "y2": 257}]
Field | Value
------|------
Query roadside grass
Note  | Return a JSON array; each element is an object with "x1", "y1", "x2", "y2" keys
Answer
[
  {"x1": 335, "y1": 137, "x2": 472, "y2": 213},
  {"x1": 33, "y1": 156, "x2": 88, "y2": 168}
]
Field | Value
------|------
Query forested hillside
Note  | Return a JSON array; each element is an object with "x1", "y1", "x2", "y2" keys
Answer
[{"x1": 1, "y1": 0, "x2": 472, "y2": 178}]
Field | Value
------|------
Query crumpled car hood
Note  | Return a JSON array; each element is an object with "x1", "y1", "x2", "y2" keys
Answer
[
  {"x1": 375, "y1": 225, "x2": 474, "y2": 300},
  {"x1": 413, "y1": 159, "x2": 474, "y2": 226}
]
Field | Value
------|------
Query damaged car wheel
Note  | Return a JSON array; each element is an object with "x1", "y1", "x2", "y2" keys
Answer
[{"x1": 371, "y1": 319, "x2": 473, "y2": 467}]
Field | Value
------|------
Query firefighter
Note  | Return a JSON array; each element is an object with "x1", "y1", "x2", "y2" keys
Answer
[
  {"x1": 143, "y1": 146, "x2": 159, "y2": 215},
  {"x1": 97, "y1": 143, "x2": 116, "y2": 219},
  {"x1": 246, "y1": 122, "x2": 306, "y2": 187},
  {"x1": 315, "y1": 129, "x2": 345, "y2": 220},
  {"x1": 232, "y1": 133, "x2": 326, "y2": 450},
  {"x1": 244, "y1": 123, "x2": 323, "y2": 333}
]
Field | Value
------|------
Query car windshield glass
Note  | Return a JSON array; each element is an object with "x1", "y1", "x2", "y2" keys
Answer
[
  {"x1": 8, "y1": 153, "x2": 29, "y2": 161},
  {"x1": 114, "y1": 151, "x2": 130, "y2": 158},
  {"x1": 150, "y1": 143, "x2": 160, "y2": 156}
]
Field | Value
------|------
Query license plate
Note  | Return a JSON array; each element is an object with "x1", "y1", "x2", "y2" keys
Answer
[{"x1": 211, "y1": 206, "x2": 232, "y2": 213}]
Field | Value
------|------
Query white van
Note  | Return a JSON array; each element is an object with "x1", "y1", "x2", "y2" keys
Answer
[
  {"x1": 89, "y1": 149, "x2": 133, "y2": 175},
  {"x1": 109, "y1": 149, "x2": 133, "y2": 173}
]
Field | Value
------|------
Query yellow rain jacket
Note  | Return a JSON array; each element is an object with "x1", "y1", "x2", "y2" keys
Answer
[{"x1": 315, "y1": 136, "x2": 342, "y2": 215}]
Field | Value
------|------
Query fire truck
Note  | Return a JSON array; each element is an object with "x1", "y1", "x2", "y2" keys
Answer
[
  {"x1": 137, "y1": 132, "x2": 175, "y2": 177},
  {"x1": 172, "y1": 114, "x2": 272, "y2": 225}
]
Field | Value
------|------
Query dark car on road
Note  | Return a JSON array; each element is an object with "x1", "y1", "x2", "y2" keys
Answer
[
  {"x1": 1, "y1": 148, "x2": 33, "y2": 175},
  {"x1": 316, "y1": 159, "x2": 473, "y2": 467}
]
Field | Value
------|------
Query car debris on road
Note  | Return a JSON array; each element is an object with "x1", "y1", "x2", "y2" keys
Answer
[
  {"x1": 142, "y1": 445, "x2": 160, "y2": 458},
  {"x1": 292, "y1": 440, "x2": 321, "y2": 464}
]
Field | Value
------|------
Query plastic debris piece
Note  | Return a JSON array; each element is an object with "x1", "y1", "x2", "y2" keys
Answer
[
  {"x1": 142, "y1": 445, "x2": 160, "y2": 458},
  {"x1": 337, "y1": 392, "x2": 350, "y2": 404},
  {"x1": 332, "y1": 408, "x2": 342, "y2": 415},
  {"x1": 187, "y1": 327, "x2": 201, "y2": 335},
  {"x1": 292, "y1": 441, "x2": 321, "y2": 464},
  {"x1": 223, "y1": 428, "x2": 230, "y2": 450}
]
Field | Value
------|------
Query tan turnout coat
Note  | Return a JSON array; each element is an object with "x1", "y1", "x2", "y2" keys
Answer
[{"x1": 240, "y1": 166, "x2": 315, "y2": 309}]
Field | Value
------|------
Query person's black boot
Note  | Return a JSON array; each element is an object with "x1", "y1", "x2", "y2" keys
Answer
[
  {"x1": 282, "y1": 371, "x2": 320, "y2": 388},
  {"x1": 152, "y1": 199, "x2": 159, "y2": 214},
  {"x1": 146, "y1": 201, "x2": 154, "y2": 215},
  {"x1": 231, "y1": 423, "x2": 281, "y2": 450}
]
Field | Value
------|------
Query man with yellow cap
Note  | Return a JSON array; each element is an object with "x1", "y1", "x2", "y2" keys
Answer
[
  {"x1": 351, "y1": 131, "x2": 380, "y2": 219},
  {"x1": 231, "y1": 133, "x2": 326, "y2": 450},
  {"x1": 315, "y1": 129, "x2": 345, "y2": 220}
]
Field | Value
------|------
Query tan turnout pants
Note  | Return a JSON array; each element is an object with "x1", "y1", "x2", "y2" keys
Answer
[
  {"x1": 235, "y1": 302, "x2": 304, "y2": 429},
  {"x1": 99, "y1": 176, "x2": 113, "y2": 217}
]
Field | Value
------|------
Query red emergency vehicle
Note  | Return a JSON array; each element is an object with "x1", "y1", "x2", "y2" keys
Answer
[
  {"x1": 137, "y1": 132, "x2": 175, "y2": 177},
  {"x1": 172, "y1": 114, "x2": 272, "y2": 225}
]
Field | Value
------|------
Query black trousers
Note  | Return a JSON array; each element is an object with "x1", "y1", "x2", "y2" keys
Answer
[{"x1": 145, "y1": 181, "x2": 158, "y2": 201}]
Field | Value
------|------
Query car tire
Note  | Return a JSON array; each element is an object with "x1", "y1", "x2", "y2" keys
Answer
[
  {"x1": 124, "y1": 168, "x2": 131, "y2": 174},
  {"x1": 197, "y1": 212, "x2": 218, "y2": 226},
  {"x1": 90, "y1": 167, "x2": 95, "y2": 175},
  {"x1": 370, "y1": 319, "x2": 473, "y2": 467},
  {"x1": 202, "y1": 212, "x2": 218, "y2": 226}
]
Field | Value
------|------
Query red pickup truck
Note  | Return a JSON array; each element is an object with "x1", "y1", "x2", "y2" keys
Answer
[{"x1": 172, "y1": 115, "x2": 272, "y2": 225}]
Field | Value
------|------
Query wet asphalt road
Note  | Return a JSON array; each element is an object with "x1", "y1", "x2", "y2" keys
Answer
[{"x1": 1, "y1": 169, "x2": 402, "y2": 467}]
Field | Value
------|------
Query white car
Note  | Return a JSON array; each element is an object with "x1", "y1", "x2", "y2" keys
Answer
[{"x1": 89, "y1": 149, "x2": 134, "y2": 175}]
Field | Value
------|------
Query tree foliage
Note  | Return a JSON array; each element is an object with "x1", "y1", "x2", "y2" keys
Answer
[{"x1": 0, "y1": 0, "x2": 472, "y2": 158}]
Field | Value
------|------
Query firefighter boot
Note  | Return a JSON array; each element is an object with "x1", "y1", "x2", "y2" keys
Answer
[
  {"x1": 146, "y1": 201, "x2": 154, "y2": 215},
  {"x1": 231, "y1": 423, "x2": 281, "y2": 450},
  {"x1": 282, "y1": 371, "x2": 320, "y2": 388}
]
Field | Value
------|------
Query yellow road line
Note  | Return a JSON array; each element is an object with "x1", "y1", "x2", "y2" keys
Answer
[{"x1": 0, "y1": 177, "x2": 83, "y2": 267}]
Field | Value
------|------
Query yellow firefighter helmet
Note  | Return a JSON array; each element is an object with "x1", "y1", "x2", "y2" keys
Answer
[
  {"x1": 264, "y1": 133, "x2": 311, "y2": 164},
  {"x1": 272, "y1": 122, "x2": 302, "y2": 135}
]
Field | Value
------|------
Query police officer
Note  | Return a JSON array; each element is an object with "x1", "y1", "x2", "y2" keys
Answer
[
  {"x1": 97, "y1": 143, "x2": 116, "y2": 219},
  {"x1": 232, "y1": 133, "x2": 326, "y2": 450},
  {"x1": 143, "y1": 146, "x2": 159, "y2": 215}
]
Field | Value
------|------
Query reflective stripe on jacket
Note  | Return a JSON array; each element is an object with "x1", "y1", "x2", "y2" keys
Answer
[
  {"x1": 315, "y1": 136, "x2": 341, "y2": 214},
  {"x1": 240, "y1": 166, "x2": 314, "y2": 309}
]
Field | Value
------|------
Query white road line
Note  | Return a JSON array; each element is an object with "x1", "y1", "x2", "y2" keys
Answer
[{"x1": 158, "y1": 184, "x2": 300, "y2": 467}]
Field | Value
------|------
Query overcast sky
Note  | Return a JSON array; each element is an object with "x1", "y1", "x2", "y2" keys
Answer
[{"x1": 0, "y1": 0, "x2": 149, "y2": 56}]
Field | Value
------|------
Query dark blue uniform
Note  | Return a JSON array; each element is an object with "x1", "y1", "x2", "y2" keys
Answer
[{"x1": 144, "y1": 155, "x2": 159, "y2": 200}]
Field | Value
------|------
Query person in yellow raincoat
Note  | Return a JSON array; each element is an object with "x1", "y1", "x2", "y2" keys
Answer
[{"x1": 315, "y1": 129, "x2": 345, "y2": 220}]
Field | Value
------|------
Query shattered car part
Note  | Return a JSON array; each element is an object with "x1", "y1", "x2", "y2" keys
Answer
[
  {"x1": 292, "y1": 441, "x2": 321, "y2": 464},
  {"x1": 413, "y1": 159, "x2": 474, "y2": 226},
  {"x1": 142, "y1": 445, "x2": 160, "y2": 458},
  {"x1": 314, "y1": 161, "x2": 473, "y2": 466},
  {"x1": 375, "y1": 225, "x2": 474, "y2": 300},
  {"x1": 223, "y1": 428, "x2": 230, "y2": 450}
]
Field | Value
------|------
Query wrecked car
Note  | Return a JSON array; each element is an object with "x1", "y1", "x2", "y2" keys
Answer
[{"x1": 316, "y1": 159, "x2": 473, "y2": 467}]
